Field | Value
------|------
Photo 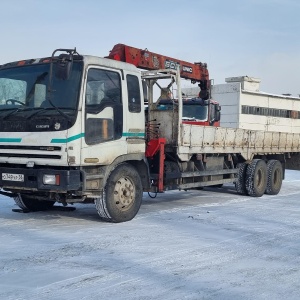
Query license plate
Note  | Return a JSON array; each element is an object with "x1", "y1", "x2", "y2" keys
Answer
[{"x1": 2, "y1": 173, "x2": 24, "y2": 182}]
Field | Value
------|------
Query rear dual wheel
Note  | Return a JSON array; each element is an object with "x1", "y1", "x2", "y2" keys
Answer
[
  {"x1": 265, "y1": 160, "x2": 283, "y2": 195},
  {"x1": 236, "y1": 159, "x2": 283, "y2": 197},
  {"x1": 245, "y1": 159, "x2": 267, "y2": 197},
  {"x1": 235, "y1": 163, "x2": 248, "y2": 195}
]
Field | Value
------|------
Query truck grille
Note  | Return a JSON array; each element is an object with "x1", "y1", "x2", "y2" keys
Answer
[
  {"x1": 0, "y1": 153, "x2": 61, "y2": 159},
  {"x1": 0, "y1": 145, "x2": 61, "y2": 151},
  {"x1": 0, "y1": 145, "x2": 62, "y2": 159}
]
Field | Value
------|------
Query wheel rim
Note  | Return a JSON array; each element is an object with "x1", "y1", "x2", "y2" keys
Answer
[
  {"x1": 113, "y1": 177, "x2": 135, "y2": 211},
  {"x1": 273, "y1": 168, "x2": 279, "y2": 185},
  {"x1": 255, "y1": 169, "x2": 264, "y2": 189}
]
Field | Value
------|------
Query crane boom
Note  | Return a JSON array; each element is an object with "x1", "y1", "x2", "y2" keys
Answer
[{"x1": 107, "y1": 43, "x2": 210, "y2": 99}]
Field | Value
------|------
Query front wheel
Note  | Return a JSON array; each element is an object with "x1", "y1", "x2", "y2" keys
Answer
[
  {"x1": 14, "y1": 194, "x2": 55, "y2": 211},
  {"x1": 95, "y1": 163, "x2": 143, "y2": 223}
]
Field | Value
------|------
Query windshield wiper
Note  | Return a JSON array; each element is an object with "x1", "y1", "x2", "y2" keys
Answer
[
  {"x1": 182, "y1": 117, "x2": 196, "y2": 121},
  {"x1": 48, "y1": 101, "x2": 72, "y2": 122},
  {"x1": 25, "y1": 107, "x2": 49, "y2": 119},
  {"x1": 2, "y1": 107, "x2": 35, "y2": 120},
  {"x1": 26, "y1": 107, "x2": 76, "y2": 119}
]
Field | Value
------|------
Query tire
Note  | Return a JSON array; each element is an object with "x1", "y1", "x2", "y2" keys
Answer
[
  {"x1": 95, "y1": 163, "x2": 143, "y2": 223},
  {"x1": 245, "y1": 159, "x2": 267, "y2": 197},
  {"x1": 235, "y1": 163, "x2": 248, "y2": 195},
  {"x1": 14, "y1": 194, "x2": 55, "y2": 211},
  {"x1": 265, "y1": 160, "x2": 283, "y2": 195},
  {"x1": 211, "y1": 184, "x2": 223, "y2": 188},
  {"x1": 195, "y1": 187, "x2": 204, "y2": 190}
]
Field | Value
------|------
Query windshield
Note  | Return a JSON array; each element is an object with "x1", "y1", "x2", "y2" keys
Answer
[
  {"x1": 0, "y1": 61, "x2": 82, "y2": 131},
  {"x1": 0, "y1": 62, "x2": 82, "y2": 111},
  {"x1": 182, "y1": 105, "x2": 208, "y2": 121},
  {"x1": 157, "y1": 103, "x2": 208, "y2": 121}
]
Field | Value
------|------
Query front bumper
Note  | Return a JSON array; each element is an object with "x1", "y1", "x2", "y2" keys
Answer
[{"x1": 0, "y1": 167, "x2": 82, "y2": 192}]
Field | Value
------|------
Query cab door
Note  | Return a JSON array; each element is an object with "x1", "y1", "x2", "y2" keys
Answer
[
  {"x1": 124, "y1": 72, "x2": 145, "y2": 154},
  {"x1": 82, "y1": 67, "x2": 126, "y2": 165}
]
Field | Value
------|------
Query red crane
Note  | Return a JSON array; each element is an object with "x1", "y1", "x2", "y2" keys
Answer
[
  {"x1": 107, "y1": 44, "x2": 218, "y2": 192},
  {"x1": 107, "y1": 43, "x2": 210, "y2": 99}
]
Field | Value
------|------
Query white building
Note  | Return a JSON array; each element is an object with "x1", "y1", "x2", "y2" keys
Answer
[{"x1": 182, "y1": 76, "x2": 300, "y2": 133}]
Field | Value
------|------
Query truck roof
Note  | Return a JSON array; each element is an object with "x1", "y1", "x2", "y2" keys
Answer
[
  {"x1": 83, "y1": 55, "x2": 139, "y2": 72},
  {"x1": 0, "y1": 54, "x2": 140, "y2": 74}
]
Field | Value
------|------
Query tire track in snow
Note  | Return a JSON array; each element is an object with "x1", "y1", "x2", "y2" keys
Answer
[{"x1": 8, "y1": 223, "x2": 300, "y2": 300}]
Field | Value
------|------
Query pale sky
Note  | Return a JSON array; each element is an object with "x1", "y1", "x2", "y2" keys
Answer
[{"x1": 1, "y1": 0, "x2": 299, "y2": 96}]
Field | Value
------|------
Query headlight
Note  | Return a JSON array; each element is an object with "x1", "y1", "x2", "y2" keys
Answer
[{"x1": 43, "y1": 174, "x2": 60, "y2": 185}]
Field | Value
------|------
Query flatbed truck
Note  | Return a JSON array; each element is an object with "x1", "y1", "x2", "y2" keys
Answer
[{"x1": 0, "y1": 45, "x2": 299, "y2": 222}]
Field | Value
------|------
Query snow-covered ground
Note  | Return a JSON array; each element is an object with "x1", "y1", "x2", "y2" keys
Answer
[{"x1": 1, "y1": 170, "x2": 300, "y2": 300}]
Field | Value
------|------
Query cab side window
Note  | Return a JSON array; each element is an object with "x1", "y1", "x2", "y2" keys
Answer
[
  {"x1": 85, "y1": 68, "x2": 123, "y2": 145},
  {"x1": 127, "y1": 74, "x2": 141, "y2": 113}
]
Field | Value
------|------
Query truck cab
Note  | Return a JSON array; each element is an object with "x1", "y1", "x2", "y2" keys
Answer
[{"x1": 0, "y1": 49, "x2": 147, "y2": 221}]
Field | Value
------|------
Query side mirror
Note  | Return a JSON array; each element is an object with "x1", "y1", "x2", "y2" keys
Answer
[
  {"x1": 55, "y1": 54, "x2": 73, "y2": 80},
  {"x1": 215, "y1": 104, "x2": 221, "y2": 122}
]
